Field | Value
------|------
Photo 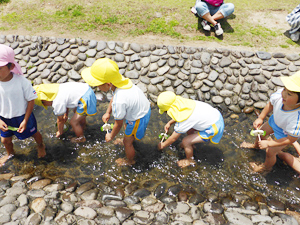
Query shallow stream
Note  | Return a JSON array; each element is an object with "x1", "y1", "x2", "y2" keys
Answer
[{"x1": 1, "y1": 102, "x2": 300, "y2": 205}]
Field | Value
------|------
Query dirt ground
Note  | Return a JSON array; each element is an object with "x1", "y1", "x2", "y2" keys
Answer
[{"x1": 1, "y1": 11, "x2": 298, "y2": 54}]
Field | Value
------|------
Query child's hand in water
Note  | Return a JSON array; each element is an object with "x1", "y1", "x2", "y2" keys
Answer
[
  {"x1": 105, "y1": 133, "x2": 113, "y2": 142},
  {"x1": 253, "y1": 118, "x2": 263, "y2": 129},
  {"x1": 158, "y1": 142, "x2": 164, "y2": 150}
]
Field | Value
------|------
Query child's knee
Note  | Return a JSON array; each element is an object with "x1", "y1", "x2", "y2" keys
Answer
[{"x1": 1, "y1": 137, "x2": 12, "y2": 145}]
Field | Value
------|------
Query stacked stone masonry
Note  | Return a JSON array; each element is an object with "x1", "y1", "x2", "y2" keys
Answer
[{"x1": 1, "y1": 34, "x2": 300, "y2": 112}]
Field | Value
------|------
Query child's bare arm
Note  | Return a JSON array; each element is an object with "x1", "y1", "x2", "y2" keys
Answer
[
  {"x1": 105, "y1": 119, "x2": 122, "y2": 142},
  {"x1": 165, "y1": 119, "x2": 176, "y2": 133},
  {"x1": 102, "y1": 97, "x2": 113, "y2": 123},
  {"x1": 253, "y1": 102, "x2": 273, "y2": 129},
  {"x1": 259, "y1": 135, "x2": 298, "y2": 149},
  {"x1": 158, "y1": 131, "x2": 181, "y2": 150},
  {"x1": 18, "y1": 100, "x2": 35, "y2": 133}
]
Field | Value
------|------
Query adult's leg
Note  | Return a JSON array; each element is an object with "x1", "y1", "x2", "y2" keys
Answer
[
  {"x1": 0, "y1": 136, "x2": 14, "y2": 166},
  {"x1": 195, "y1": 1, "x2": 217, "y2": 25},
  {"x1": 116, "y1": 135, "x2": 136, "y2": 166},
  {"x1": 216, "y1": 3, "x2": 234, "y2": 20},
  {"x1": 32, "y1": 131, "x2": 46, "y2": 158}
]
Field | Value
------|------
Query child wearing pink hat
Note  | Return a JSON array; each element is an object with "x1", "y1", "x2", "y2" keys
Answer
[
  {"x1": 241, "y1": 71, "x2": 300, "y2": 174},
  {"x1": 0, "y1": 44, "x2": 45, "y2": 166}
]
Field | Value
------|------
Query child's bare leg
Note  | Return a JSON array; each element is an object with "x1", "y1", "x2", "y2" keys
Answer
[
  {"x1": 240, "y1": 122, "x2": 273, "y2": 148},
  {"x1": 278, "y1": 152, "x2": 300, "y2": 174},
  {"x1": 177, "y1": 133, "x2": 204, "y2": 168},
  {"x1": 292, "y1": 141, "x2": 300, "y2": 156},
  {"x1": 79, "y1": 116, "x2": 87, "y2": 130},
  {"x1": 250, "y1": 145, "x2": 285, "y2": 173},
  {"x1": 70, "y1": 114, "x2": 86, "y2": 143},
  {"x1": 32, "y1": 131, "x2": 46, "y2": 158},
  {"x1": 0, "y1": 136, "x2": 14, "y2": 166},
  {"x1": 116, "y1": 135, "x2": 135, "y2": 166}
]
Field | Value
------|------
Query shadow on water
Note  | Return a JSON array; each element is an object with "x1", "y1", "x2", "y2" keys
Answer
[{"x1": 1, "y1": 101, "x2": 300, "y2": 204}]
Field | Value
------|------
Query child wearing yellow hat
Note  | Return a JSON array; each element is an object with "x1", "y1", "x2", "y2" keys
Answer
[
  {"x1": 81, "y1": 58, "x2": 151, "y2": 166},
  {"x1": 34, "y1": 82, "x2": 97, "y2": 143},
  {"x1": 157, "y1": 91, "x2": 224, "y2": 168},
  {"x1": 241, "y1": 71, "x2": 300, "y2": 174}
]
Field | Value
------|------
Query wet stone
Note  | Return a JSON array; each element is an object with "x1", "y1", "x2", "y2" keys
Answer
[
  {"x1": 224, "y1": 212, "x2": 252, "y2": 225},
  {"x1": 95, "y1": 215, "x2": 120, "y2": 225},
  {"x1": 189, "y1": 193, "x2": 205, "y2": 205},
  {"x1": 125, "y1": 183, "x2": 139, "y2": 195},
  {"x1": 154, "y1": 182, "x2": 167, "y2": 199},
  {"x1": 25, "y1": 213, "x2": 42, "y2": 225},
  {"x1": 133, "y1": 188, "x2": 151, "y2": 198},
  {"x1": 74, "y1": 206, "x2": 97, "y2": 220},
  {"x1": 115, "y1": 207, "x2": 133, "y2": 222},
  {"x1": 44, "y1": 207, "x2": 57, "y2": 222},
  {"x1": 31, "y1": 198, "x2": 47, "y2": 213},
  {"x1": 203, "y1": 202, "x2": 224, "y2": 214},
  {"x1": 267, "y1": 198, "x2": 285, "y2": 211},
  {"x1": 165, "y1": 202, "x2": 190, "y2": 214},
  {"x1": 105, "y1": 200, "x2": 127, "y2": 207}
]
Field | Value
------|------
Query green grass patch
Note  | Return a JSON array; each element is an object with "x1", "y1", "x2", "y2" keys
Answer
[
  {"x1": 0, "y1": 0, "x2": 9, "y2": 3},
  {"x1": 1, "y1": 0, "x2": 300, "y2": 51},
  {"x1": 144, "y1": 18, "x2": 181, "y2": 38}
]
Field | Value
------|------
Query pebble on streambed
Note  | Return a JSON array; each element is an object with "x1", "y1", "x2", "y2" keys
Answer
[{"x1": 0, "y1": 173, "x2": 298, "y2": 224}]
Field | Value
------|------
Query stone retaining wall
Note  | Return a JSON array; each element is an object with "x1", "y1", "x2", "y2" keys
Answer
[{"x1": 2, "y1": 34, "x2": 300, "y2": 113}]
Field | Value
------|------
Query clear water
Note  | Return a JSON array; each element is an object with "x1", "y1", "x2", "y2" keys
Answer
[{"x1": 1, "y1": 102, "x2": 300, "y2": 204}]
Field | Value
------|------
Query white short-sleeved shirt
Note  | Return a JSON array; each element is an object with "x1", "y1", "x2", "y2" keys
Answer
[
  {"x1": 0, "y1": 74, "x2": 37, "y2": 119},
  {"x1": 112, "y1": 84, "x2": 150, "y2": 121},
  {"x1": 174, "y1": 100, "x2": 221, "y2": 134},
  {"x1": 52, "y1": 82, "x2": 89, "y2": 116},
  {"x1": 270, "y1": 88, "x2": 300, "y2": 137}
]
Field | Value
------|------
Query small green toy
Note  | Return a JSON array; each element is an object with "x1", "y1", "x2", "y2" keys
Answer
[
  {"x1": 7, "y1": 126, "x2": 18, "y2": 131},
  {"x1": 159, "y1": 132, "x2": 169, "y2": 142},
  {"x1": 250, "y1": 129, "x2": 266, "y2": 141},
  {"x1": 55, "y1": 121, "x2": 70, "y2": 133},
  {"x1": 101, "y1": 123, "x2": 113, "y2": 133}
]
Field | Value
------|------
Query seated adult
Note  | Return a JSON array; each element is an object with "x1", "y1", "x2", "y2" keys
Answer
[
  {"x1": 191, "y1": 0, "x2": 234, "y2": 36},
  {"x1": 286, "y1": 4, "x2": 300, "y2": 42}
]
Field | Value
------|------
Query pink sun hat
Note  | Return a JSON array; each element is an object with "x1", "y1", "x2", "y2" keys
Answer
[{"x1": 0, "y1": 44, "x2": 23, "y2": 75}]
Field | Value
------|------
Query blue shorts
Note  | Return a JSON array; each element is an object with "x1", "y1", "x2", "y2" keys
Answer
[
  {"x1": 268, "y1": 114, "x2": 287, "y2": 140},
  {"x1": 0, "y1": 113, "x2": 38, "y2": 140},
  {"x1": 198, "y1": 114, "x2": 224, "y2": 144},
  {"x1": 125, "y1": 108, "x2": 151, "y2": 140},
  {"x1": 77, "y1": 87, "x2": 97, "y2": 116}
]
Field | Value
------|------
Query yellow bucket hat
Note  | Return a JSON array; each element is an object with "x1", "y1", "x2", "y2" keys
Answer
[
  {"x1": 280, "y1": 71, "x2": 300, "y2": 92},
  {"x1": 33, "y1": 84, "x2": 60, "y2": 109},
  {"x1": 81, "y1": 58, "x2": 132, "y2": 89},
  {"x1": 157, "y1": 91, "x2": 196, "y2": 122}
]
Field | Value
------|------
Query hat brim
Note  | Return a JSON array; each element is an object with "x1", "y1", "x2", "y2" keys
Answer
[
  {"x1": 280, "y1": 76, "x2": 300, "y2": 92},
  {"x1": 81, "y1": 67, "x2": 105, "y2": 87},
  {"x1": 159, "y1": 109, "x2": 165, "y2": 114},
  {"x1": 34, "y1": 98, "x2": 47, "y2": 110}
]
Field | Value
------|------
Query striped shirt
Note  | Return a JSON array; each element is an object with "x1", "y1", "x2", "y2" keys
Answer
[{"x1": 287, "y1": 4, "x2": 300, "y2": 34}]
